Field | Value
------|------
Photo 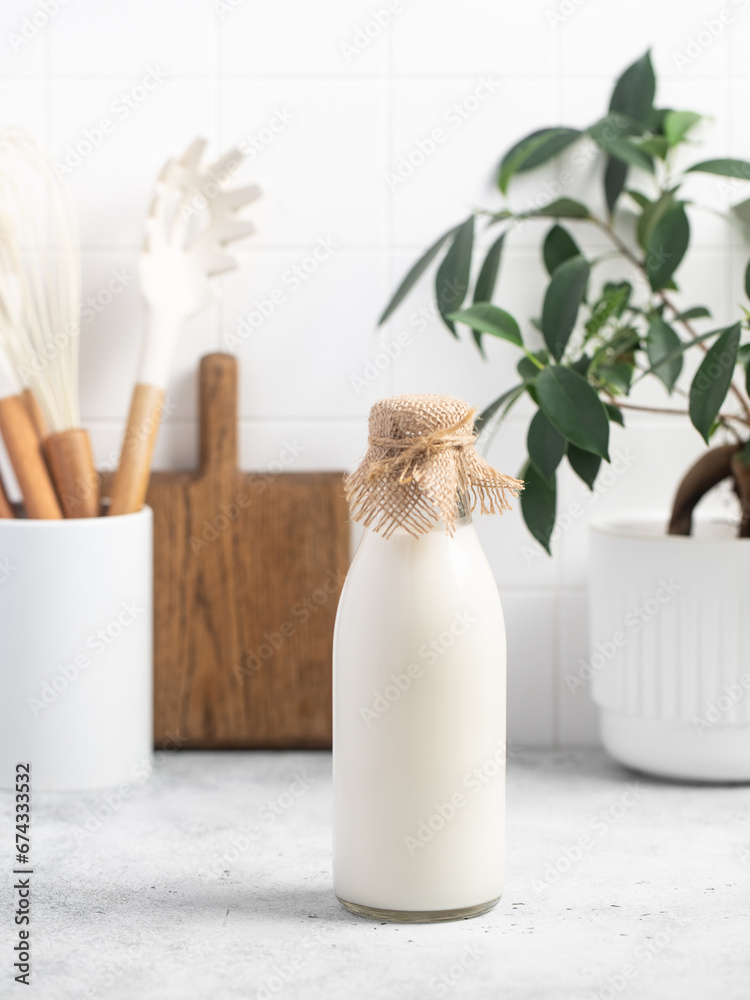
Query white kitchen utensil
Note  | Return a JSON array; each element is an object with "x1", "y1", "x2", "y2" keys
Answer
[
  {"x1": 0, "y1": 336, "x2": 61, "y2": 518},
  {"x1": 0, "y1": 128, "x2": 98, "y2": 518},
  {"x1": 109, "y1": 138, "x2": 260, "y2": 516}
]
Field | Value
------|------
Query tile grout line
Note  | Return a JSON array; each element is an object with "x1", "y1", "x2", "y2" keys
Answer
[
  {"x1": 213, "y1": 9, "x2": 223, "y2": 356},
  {"x1": 384, "y1": 9, "x2": 395, "y2": 399},
  {"x1": 552, "y1": 20, "x2": 564, "y2": 751},
  {"x1": 22, "y1": 72, "x2": 746, "y2": 83},
  {"x1": 43, "y1": 5, "x2": 51, "y2": 150},
  {"x1": 726, "y1": 44, "x2": 734, "y2": 323},
  {"x1": 75, "y1": 243, "x2": 734, "y2": 254}
]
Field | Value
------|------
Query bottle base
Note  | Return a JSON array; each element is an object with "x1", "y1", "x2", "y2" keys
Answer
[{"x1": 336, "y1": 895, "x2": 500, "y2": 923}]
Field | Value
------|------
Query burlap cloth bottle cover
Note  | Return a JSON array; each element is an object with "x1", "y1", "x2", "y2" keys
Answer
[{"x1": 345, "y1": 393, "x2": 524, "y2": 538}]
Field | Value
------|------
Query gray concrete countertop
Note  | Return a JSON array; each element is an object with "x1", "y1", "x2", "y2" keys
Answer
[{"x1": 2, "y1": 749, "x2": 749, "y2": 1000}]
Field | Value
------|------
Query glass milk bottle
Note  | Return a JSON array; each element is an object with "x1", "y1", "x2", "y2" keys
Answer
[{"x1": 333, "y1": 394, "x2": 521, "y2": 922}]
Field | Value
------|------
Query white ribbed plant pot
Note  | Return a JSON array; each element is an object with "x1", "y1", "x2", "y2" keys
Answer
[{"x1": 589, "y1": 513, "x2": 750, "y2": 782}]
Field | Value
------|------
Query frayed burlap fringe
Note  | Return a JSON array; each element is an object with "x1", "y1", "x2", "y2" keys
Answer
[{"x1": 345, "y1": 393, "x2": 524, "y2": 538}]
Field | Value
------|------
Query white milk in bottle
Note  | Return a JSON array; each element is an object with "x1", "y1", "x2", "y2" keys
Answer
[{"x1": 333, "y1": 394, "x2": 521, "y2": 922}]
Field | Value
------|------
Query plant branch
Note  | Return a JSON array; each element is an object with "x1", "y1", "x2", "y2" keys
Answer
[
  {"x1": 606, "y1": 397, "x2": 686, "y2": 417},
  {"x1": 604, "y1": 393, "x2": 745, "y2": 434},
  {"x1": 590, "y1": 214, "x2": 750, "y2": 423},
  {"x1": 482, "y1": 206, "x2": 750, "y2": 423},
  {"x1": 657, "y1": 293, "x2": 750, "y2": 421}
]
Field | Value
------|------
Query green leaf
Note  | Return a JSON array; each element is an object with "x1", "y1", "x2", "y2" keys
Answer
[
  {"x1": 596, "y1": 361, "x2": 633, "y2": 394},
  {"x1": 646, "y1": 201, "x2": 689, "y2": 290},
  {"x1": 605, "y1": 280, "x2": 633, "y2": 315},
  {"x1": 689, "y1": 323, "x2": 741, "y2": 442},
  {"x1": 639, "y1": 327, "x2": 725, "y2": 377},
  {"x1": 527, "y1": 409, "x2": 566, "y2": 485},
  {"x1": 647, "y1": 316, "x2": 683, "y2": 392},
  {"x1": 674, "y1": 306, "x2": 711, "y2": 321},
  {"x1": 605, "y1": 157, "x2": 629, "y2": 213},
  {"x1": 590, "y1": 111, "x2": 644, "y2": 138},
  {"x1": 498, "y1": 127, "x2": 581, "y2": 194},
  {"x1": 475, "y1": 383, "x2": 525, "y2": 433},
  {"x1": 567, "y1": 444, "x2": 601, "y2": 490},
  {"x1": 542, "y1": 224, "x2": 581, "y2": 277},
  {"x1": 638, "y1": 136, "x2": 669, "y2": 160},
  {"x1": 435, "y1": 216, "x2": 474, "y2": 335},
  {"x1": 636, "y1": 188, "x2": 676, "y2": 250},
  {"x1": 745, "y1": 259, "x2": 750, "y2": 300},
  {"x1": 627, "y1": 189, "x2": 652, "y2": 210},
  {"x1": 379, "y1": 223, "x2": 460, "y2": 324},
  {"x1": 541, "y1": 255, "x2": 590, "y2": 361},
  {"x1": 664, "y1": 110, "x2": 701, "y2": 147},
  {"x1": 607, "y1": 324, "x2": 640, "y2": 355},
  {"x1": 648, "y1": 107, "x2": 671, "y2": 135},
  {"x1": 588, "y1": 113, "x2": 646, "y2": 213},
  {"x1": 590, "y1": 133, "x2": 654, "y2": 173},
  {"x1": 686, "y1": 159, "x2": 750, "y2": 180},
  {"x1": 448, "y1": 304, "x2": 522, "y2": 346},
  {"x1": 585, "y1": 282, "x2": 632, "y2": 338},
  {"x1": 469, "y1": 232, "x2": 506, "y2": 357},
  {"x1": 535, "y1": 366, "x2": 610, "y2": 460},
  {"x1": 473, "y1": 232, "x2": 505, "y2": 303},
  {"x1": 605, "y1": 402, "x2": 625, "y2": 425},
  {"x1": 608, "y1": 50, "x2": 656, "y2": 125},
  {"x1": 520, "y1": 460, "x2": 556, "y2": 555},
  {"x1": 521, "y1": 198, "x2": 590, "y2": 220},
  {"x1": 517, "y1": 355, "x2": 544, "y2": 381},
  {"x1": 517, "y1": 357, "x2": 541, "y2": 405}
]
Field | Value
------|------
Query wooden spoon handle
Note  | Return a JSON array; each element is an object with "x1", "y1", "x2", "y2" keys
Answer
[
  {"x1": 22, "y1": 388, "x2": 48, "y2": 439},
  {"x1": 0, "y1": 395, "x2": 62, "y2": 519},
  {"x1": 0, "y1": 473, "x2": 14, "y2": 518},
  {"x1": 109, "y1": 383, "x2": 165, "y2": 516},
  {"x1": 44, "y1": 428, "x2": 100, "y2": 518}
]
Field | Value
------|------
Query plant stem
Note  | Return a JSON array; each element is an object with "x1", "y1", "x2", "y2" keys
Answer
[
  {"x1": 523, "y1": 349, "x2": 544, "y2": 368},
  {"x1": 606, "y1": 397, "x2": 687, "y2": 417},
  {"x1": 606, "y1": 395, "x2": 746, "y2": 438},
  {"x1": 588, "y1": 215, "x2": 643, "y2": 270}
]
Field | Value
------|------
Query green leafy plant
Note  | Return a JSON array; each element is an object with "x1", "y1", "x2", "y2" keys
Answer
[{"x1": 379, "y1": 50, "x2": 750, "y2": 552}]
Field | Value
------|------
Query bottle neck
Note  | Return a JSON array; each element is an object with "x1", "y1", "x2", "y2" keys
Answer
[
  {"x1": 367, "y1": 489, "x2": 473, "y2": 539},
  {"x1": 456, "y1": 489, "x2": 471, "y2": 523}
]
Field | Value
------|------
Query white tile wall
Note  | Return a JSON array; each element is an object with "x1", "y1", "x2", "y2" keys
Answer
[{"x1": 8, "y1": 0, "x2": 749, "y2": 745}]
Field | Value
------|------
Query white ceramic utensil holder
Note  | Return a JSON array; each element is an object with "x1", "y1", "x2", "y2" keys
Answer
[
  {"x1": 589, "y1": 513, "x2": 750, "y2": 782},
  {"x1": 0, "y1": 507, "x2": 153, "y2": 790}
]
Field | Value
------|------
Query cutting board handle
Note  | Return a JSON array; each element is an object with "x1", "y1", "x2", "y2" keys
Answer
[{"x1": 200, "y1": 353, "x2": 238, "y2": 475}]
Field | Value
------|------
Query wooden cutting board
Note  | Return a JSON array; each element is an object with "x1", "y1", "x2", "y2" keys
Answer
[{"x1": 143, "y1": 353, "x2": 349, "y2": 749}]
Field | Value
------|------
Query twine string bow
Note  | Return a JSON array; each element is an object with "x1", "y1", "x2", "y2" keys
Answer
[{"x1": 366, "y1": 409, "x2": 476, "y2": 486}]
